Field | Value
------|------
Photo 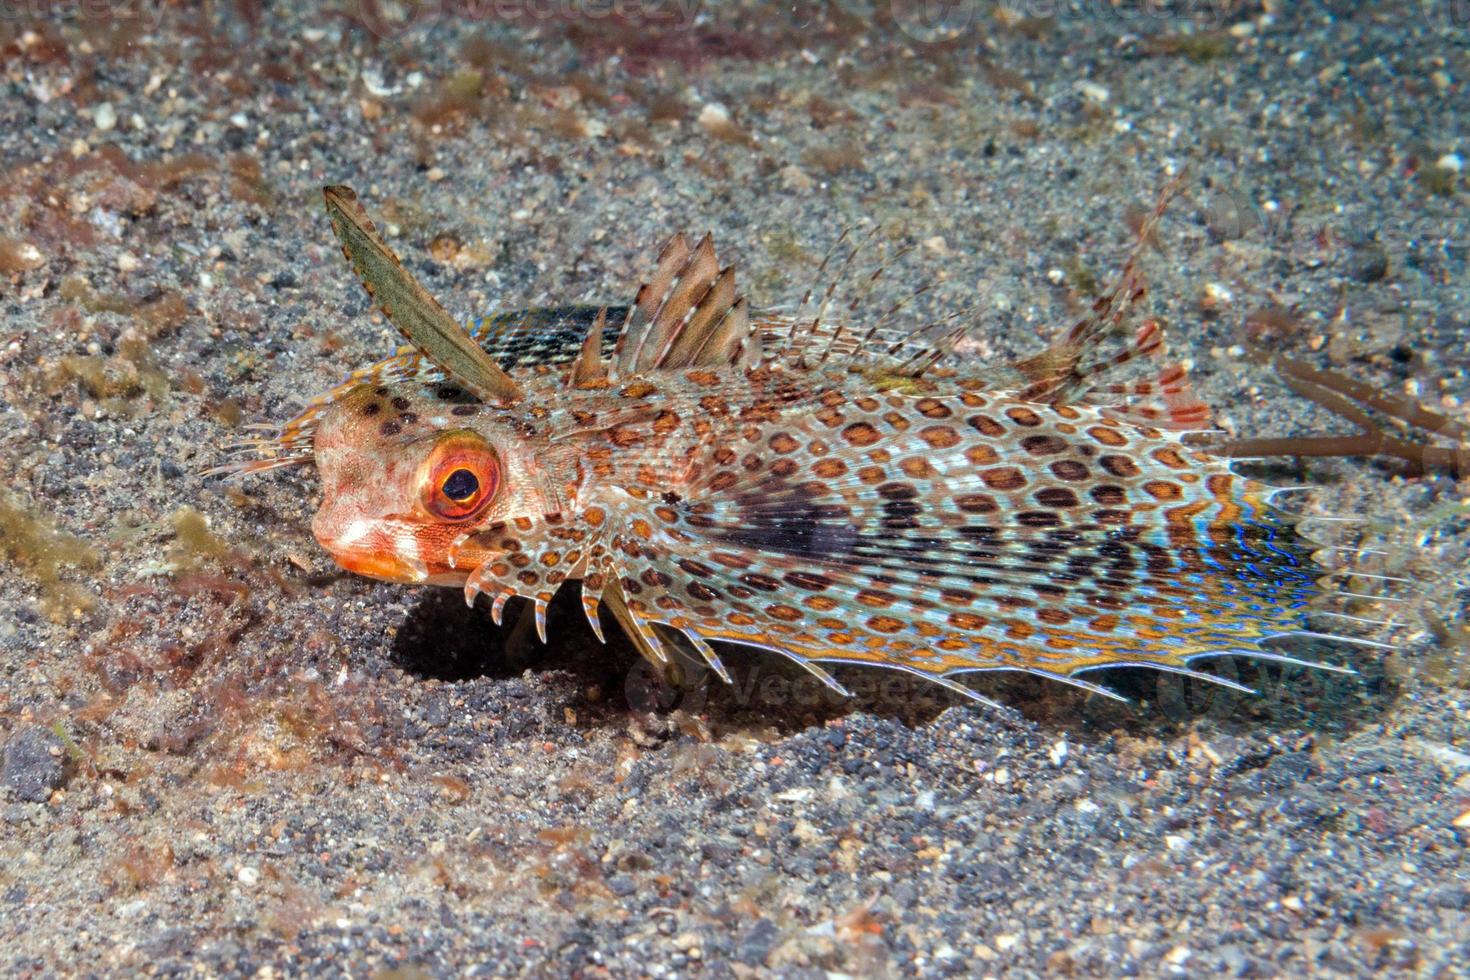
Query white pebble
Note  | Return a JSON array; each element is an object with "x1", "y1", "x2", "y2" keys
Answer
[
  {"x1": 698, "y1": 102, "x2": 733, "y2": 133},
  {"x1": 361, "y1": 67, "x2": 400, "y2": 97},
  {"x1": 116, "y1": 251, "x2": 140, "y2": 273},
  {"x1": 1435, "y1": 153, "x2": 1463, "y2": 173},
  {"x1": 236, "y1": 865, "x2": 260, "y2": 887},
  {"x1": 10, "y1": 243, "x2": 44, "y2": 270},
  {"x1": 93, "y1": 102, "x2": 116, "y2": 131}
]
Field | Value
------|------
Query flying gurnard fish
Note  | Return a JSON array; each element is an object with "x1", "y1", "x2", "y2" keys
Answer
[{"x1": 216, "y1": 184, "x2": 1411, "y2": 709}]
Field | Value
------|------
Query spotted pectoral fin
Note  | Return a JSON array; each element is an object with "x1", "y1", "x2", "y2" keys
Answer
[{"x1": 598, "y1": 395, "x2": 1350, "y2": 704}]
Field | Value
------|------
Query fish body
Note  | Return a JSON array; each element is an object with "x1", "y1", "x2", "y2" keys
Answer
[{"x1": 228, "y1": 186, "x2": 1350, "y2": 704}]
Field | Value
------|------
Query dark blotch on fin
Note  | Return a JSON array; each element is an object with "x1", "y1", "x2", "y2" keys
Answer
[{"x1": 706, "y1": 498, "x2": 862, "y2": 566}]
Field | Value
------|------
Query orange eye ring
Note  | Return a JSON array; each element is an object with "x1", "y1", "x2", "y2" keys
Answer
[{"x1": 419, "y1": 431, "x2": 500, "y2": 522}]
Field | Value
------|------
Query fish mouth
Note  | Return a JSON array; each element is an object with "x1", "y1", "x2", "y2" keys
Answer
[
  {"x1": 330, "y1": 546, "x2": 425, "y2": 583},
  {"x1": 333, "y1": 549, "x2": 471, "y2": 586},
  {"x1": 312, "y1": 514, "x2": 430, "y2": 584},
  {"x1": 311, "y1": 513, "x2": 482, "y2": 586}
]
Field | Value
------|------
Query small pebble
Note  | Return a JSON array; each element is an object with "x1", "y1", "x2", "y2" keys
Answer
[
  {"x1": 93, "y1": 102, "x2": 117, "y2": 131},
  {"x1": 698, "y1": 102, "x2": 733, "y2": 133},
  {"x1": 2, "y1": 729, "x2": 67, "y2": 803}
]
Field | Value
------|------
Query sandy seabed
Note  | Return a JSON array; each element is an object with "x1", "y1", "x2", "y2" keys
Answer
[{"x1": 1, "y1": 2, "x2": 1468, "y2": 976}]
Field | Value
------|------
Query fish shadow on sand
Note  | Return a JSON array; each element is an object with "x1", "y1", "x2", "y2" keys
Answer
[{"x1": 390, "y1": 587, "x2": 1398, "y2": 743}]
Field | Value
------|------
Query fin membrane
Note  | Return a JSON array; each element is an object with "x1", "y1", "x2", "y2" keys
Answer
[
  {"x1": 592, "y1": 387, "x2": 1339, "y2": 696},
  {"x1": 613, "y1": 233, "x2": 760, "y2": 377}
]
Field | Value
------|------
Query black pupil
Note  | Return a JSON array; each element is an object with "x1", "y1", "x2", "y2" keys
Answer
[{"x1": 441, "y1": 469, "x2": 479, "y2": 502}]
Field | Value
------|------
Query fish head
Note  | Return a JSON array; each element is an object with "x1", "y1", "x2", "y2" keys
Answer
[{"x1": 310, "y1": 382, "x2": 554, "y2": 585}]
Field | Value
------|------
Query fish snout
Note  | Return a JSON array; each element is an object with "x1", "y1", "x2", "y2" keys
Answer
[{"x1": 311, "y1": 510, "x2": 428, "y2": 583}]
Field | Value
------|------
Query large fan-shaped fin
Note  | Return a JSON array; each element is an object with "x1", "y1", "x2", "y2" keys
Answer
[{"x1": 591, "y1": 388, "x2": 1347, "y2": 696}]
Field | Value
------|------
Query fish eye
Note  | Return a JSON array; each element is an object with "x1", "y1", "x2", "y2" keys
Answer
[
  {"x1": 441, "y1": 468, "x2": 479, "y2": 502},
  {"x1": 419, "y1": 432, "x2": 500, "y2": 521}
]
